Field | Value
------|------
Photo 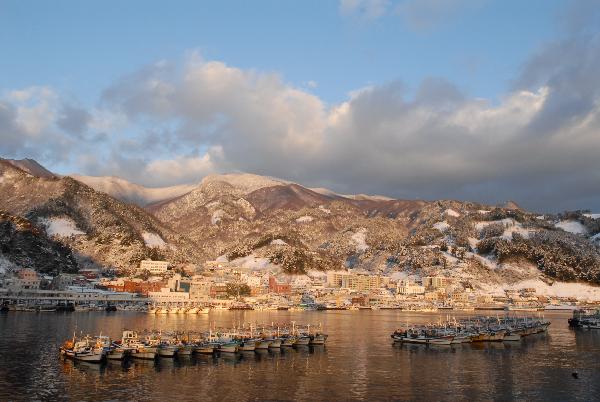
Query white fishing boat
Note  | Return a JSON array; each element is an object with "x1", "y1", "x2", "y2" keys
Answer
[
  {"x1": 269, "y1": 338, "x2": 282, "y2": 348},
  {"x1": 121, "y1": 330, "x2": 157, "y2": 360},
  {"x1": 96, "y1": 335, "x2": 128, "y2": 360},
  {"x1": 60, "y1": 334, "x2": 105, "y2": 363},
  {"x1": 309, "y1": 334, "x2": 328, "y2": 345}
]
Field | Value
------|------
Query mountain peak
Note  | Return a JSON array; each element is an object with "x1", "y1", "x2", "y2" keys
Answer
[{"x1": 1, "y1": 158, "x2": 59, "y2": 179}]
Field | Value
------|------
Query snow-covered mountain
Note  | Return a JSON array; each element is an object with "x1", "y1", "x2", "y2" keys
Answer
[
  {"x1": 2, "y1": 157, "x2": 600, "y2": 293},
  {"x1": 71, "y1": 174, "x2": 197, "y2": 206}
]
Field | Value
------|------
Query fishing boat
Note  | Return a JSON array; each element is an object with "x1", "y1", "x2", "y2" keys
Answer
[
  {"x1": 255, "y1": 338, "x2": 273, "y2": 349},
  {"x1": 96, "y1": 335, "x2": 128, "y2": 360},
  {"x1": 193, "y1": 343, "x2": 215, "y2": 354},
  {"x1": 238, "y1": 339, "x2": 257, "y2": 351},
  {"x1": 121, "y1": 330, "x2": 157, "y2": 360},
  {"x1": 281, "y1": 335, "x2": 297, "y2": 347},
  {"x1": 60, "y1": 334, "x2": 105, "y2": 363}
]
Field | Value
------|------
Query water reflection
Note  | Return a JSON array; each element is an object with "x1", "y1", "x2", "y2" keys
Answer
[{"x1": 1, "y1": 311, "x2": 600, "y2": 401}]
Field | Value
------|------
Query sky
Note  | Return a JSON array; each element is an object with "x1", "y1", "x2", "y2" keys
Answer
[{"x1": 1, "y1": 0, "x2": 599, "y2": 212}]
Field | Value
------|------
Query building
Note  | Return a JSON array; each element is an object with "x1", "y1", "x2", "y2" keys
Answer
[
  {"x1": 269, "y1": 276, "x2": 291, "y2": 294},
  {"x1": 147, "y1": 287, "x2": 190, "y2": 302},
  {"x1": 341, "y1": 273, "x2": 383, "y2": 292},
  {"x1": 139, "y1": 260, "x2": 170, "y2": 275},
  {"x1": 423, "y1": 276, "x2": 451, "y2": 290},
  {"x1": 397, "y1": 280, "x2": 425, "y2": 295},
  {"x1": 327, "y1": 271, "x2": 351, "y2": 287},
  {"x1": 11, "y1": 269, "x2": 41, "y2": 291}
]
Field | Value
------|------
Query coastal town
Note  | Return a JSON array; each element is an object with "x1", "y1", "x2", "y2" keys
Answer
[{"x1": 1, "y1": 258, "x2": 597, "y2": 312}]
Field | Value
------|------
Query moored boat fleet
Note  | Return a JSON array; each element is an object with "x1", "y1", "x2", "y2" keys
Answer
[
  {"x1": 568, "y1": 308, "x2": 600, "y2": 329},
  {"x1": 391, "y1": 316, "x2": 550, "y2": 345},
  {"x1": 60, "y1": 323, "x2": 328, "y2": 363}
]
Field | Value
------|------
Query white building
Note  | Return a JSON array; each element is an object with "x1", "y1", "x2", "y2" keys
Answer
[
  {"x1": 148, "y1": 287, "x2": 190, "y2": 302},
  {"x1": 397, "y1": 280, "x2": 425, "y2": 295},
  {"x1": 139, "y1": 260, "x2": 170, "y2": 275}
]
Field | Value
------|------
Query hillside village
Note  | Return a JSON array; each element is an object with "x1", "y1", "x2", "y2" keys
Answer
[{"x1": 2, "y1": 157, "x2": 600, "y2": 310}]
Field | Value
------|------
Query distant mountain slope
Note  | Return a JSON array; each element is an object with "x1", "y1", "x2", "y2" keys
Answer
[
  {"x1": 0, "y1": 210, "x2": 78, "y2": 275},
  {"x1": 0, "y1": 161, "x2": 197, "y2": 272},
  {"x1": 71, "y1": 174, "x2": 196, "y2": 206},
  {"x1": 2, "y1": 158, "x2": 59, "y2": 179}
]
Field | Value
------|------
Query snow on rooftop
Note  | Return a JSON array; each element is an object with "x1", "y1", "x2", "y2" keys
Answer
[
  {"x1": 41, "y1": 217, "x2": 84, "y2": 237},
  {"x1": 555, "y1": 220, "x2": 587, "y2": 235},
  {"x1": 142, "y1": 232, "x2": 167, "y2": 248},
  {"x1": 486, "y1": 279, "x2": 600, "y2": 301}
]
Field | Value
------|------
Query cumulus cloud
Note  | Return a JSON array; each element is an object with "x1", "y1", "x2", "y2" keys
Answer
[
  {"x1": 89, "y1": 36, "x2": 600, "y2": 211},
  {"x1": 2, "y1": 9, "x2": 600, "y2": 211}
]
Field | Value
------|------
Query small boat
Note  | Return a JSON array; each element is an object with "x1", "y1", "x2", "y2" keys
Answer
[
  {"x1": 121, "y1": 330, "x2": 157, "y2": 360},
  {"x1": 218, "y1": 342, "x2": 239, "y2": 353},
  {"x1": 255, "y1": 338, "x2": 272, "y2": 349},
  {"x1": 309, "y1": 333, "x2": 328, "y2": 345},
  {"x1": 269, "y1": 338, "x2": 283, "y2": 348},
  {"x1": 96, "y1": 335, "x2": 128, "y2": 360},
  {"x1": 294, "y1": 335, "x2": 311, "y2": 346},
  {"x1": 60, "y1": 335, "x2": 105, "y2": 363},
  {"x1": 281, "y1": 336, "x2": 297, "y2": 347},
  {"x1": 193, "y1": 343, "x2": 215, "y2": 354},
  {"x1": 238, "y1": 340, "x2": 256, "y2": 351}
]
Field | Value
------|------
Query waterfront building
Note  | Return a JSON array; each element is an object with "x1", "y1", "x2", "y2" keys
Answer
[
  {"x1": 269, "y1": 276, "x2": 291, "y2": 294},
  {"x1": 397, "y1": 280, "x2": 425, "y2": 295},
  {"x1": 341, "y1": 273, "x2": 383, "y2": 291},
  {"x1": 139, "y1": 260, "x2": 170, "y2": 275},
  {"x1": 10, "y1": 269, "x2": 41, "y2": 291},
  {"x1": 147, "y1": 287, "x2": 190, "y2": 302},
  {"x1": 327, "y1": 271, "x2": 351, "y2": 287}
]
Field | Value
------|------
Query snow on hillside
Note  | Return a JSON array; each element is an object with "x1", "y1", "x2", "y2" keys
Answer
[
  {"x1": 72, "y1": 175, "x2": 196, "y2": 206},
  {"x1": 142, "y1": 232, "x2": 166, "y2": 248},
  {"x1": 584, "y1": 213, "x2": 600, "y2": 219},
  {"x1": 555, "y1": 220, "x2": 587, "y2": 235},
  {"x1": 40, "y1": 217, "x2": 84, "y2": 237},
  {"x1": 483, "y1": 279, "x2": 600, "y2": 301},
  {"x1": 318, "y1": 205, "x2": 331, "y2": 214},
  {"x1": 351, "y1": 229, "x2": 369, "y2": 253},
  {"x1": 271, "y1": 239, "x2": 287, "y2": 246},
  {"x1": 201, "y1": 173, "x2": 289, "y2": 194},
  {"x1": 211, "y1": 209, "x2": 225, "y2": 225},
  {"x1": 475, "y1": 218, "x2": 534, "y2": 239},
  {"x1": 433, "y1": 221, "x2": 450, "y2": 232},
  {"x1": 229, "y1": 254, "x2": 276, "y2": 271},
  {"x1": 0, "y1": 255, "x2": 17, "y2": 274},
  {"x1": 296, "y1": 215, "x2": 313, "y2": 223},
  {"x1": 445, "y1": 208, "x2": 460, "y2": 217}
]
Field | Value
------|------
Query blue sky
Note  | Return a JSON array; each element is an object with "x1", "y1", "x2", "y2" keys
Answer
[
  {"x1": 1, "y1": 0, "x2": 599, "y2": 212},
  {"x1": 1, "y1": 0, "x2": 562, "y2": 104}
]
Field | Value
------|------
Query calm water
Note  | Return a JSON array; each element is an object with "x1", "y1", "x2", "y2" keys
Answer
[{"x1": 0, "y1": 310, "x2": 599, "y2": 401}]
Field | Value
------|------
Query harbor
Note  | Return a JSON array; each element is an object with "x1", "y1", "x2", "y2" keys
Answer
[
  {"x1": 2, "y1": 309, "x2": 599, "y2": 401},
  {"x1": 60, "y1": 322, "x2": 328, "y2": 363}
]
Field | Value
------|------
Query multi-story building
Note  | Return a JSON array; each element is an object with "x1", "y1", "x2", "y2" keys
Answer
[
  {"x1": 11, "y1": 268, "x2": 41, "y2": 291},
  {"x1": 147, "y1": 287, "x2": 190, "y2": 302},
  {"x1": 397, "y1": 280, "x2": 425, "y2": 295},
  {"x1": 341, "y1": 273, "x2": 383, "y2": 291},
  {"x1": 327, "y1": 271, "x2": 351, "y2": 287},
  {"x1": 139, "y1": 260, "x2": 170, "y2": 275},
  {"x1": 423, "y1": 276, "x2": 451, "y2": 290}
]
